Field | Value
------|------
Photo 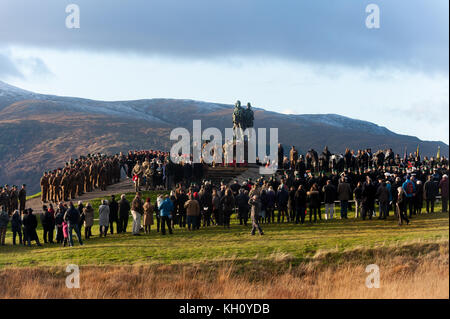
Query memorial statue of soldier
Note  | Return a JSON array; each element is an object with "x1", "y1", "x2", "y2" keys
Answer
[
  {"x1": 244, "y1": 102, "x2": 254, "y2": 129},
  {"x1": 232, "y1": 100, "x2": 244, "y2": 139}
]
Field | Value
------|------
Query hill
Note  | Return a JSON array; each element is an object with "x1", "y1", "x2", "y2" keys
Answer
[{"x1": 0, "y1": 80, "x2": 448, "y2": 193}]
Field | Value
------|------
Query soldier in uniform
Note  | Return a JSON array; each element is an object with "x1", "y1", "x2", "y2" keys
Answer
[
  {"x1": 232, "y1": 100, "x2": 244, "y2": 140},
  {"x1": 40, "y1": 172, "x2": 49, "y2": 203},
  {"x1": 61, "y1": 172, "x2": 70, "y2": 201},
  {"x1": 0, "y1": 186, "x2": 9, "y2": 214},
  {"x1": 290, "y1": 146, "x2": 298, "y2": 170},
  {"x1": 53, "y1": 171, "x2": 62, "y2": 203},
  {"x1": 132, "y1": 161, "x2": 144, "y2": 192},
  {"x1": 10, "y1": 186, "x2": 19, "y2": 212},
  {"x1": 144, "y1": 164, "x2": 154, "y2": 191},
  {"x1": 243, "y1": 102, "x2": 254, "y2": 130},
  {"x1": 93, "y1": 160, "x2": 99, "y2": 189},
  {"x1": 18, "y1": 184, "x2": 27, "y2": 213},
  {"x1": 99, "y1": 164, "x2": 107, "y2": 191},
  {"x1": 77, "y1": 169, "x2": 84, "y2": 196},
  {"x1": 70, "y1": 170, "x2": 77, "y2": 200},
  {"x1": 113, "y1": 155, "x2": 121, "y2": 183},
  {"x1": 90, "y1": 161, "x2": 97, "y2": 191},
  {"x1": 48, "y1": 172, "x2": 55, "y2": 203}
]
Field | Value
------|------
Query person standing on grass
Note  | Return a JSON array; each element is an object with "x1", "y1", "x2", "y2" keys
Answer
[
  {"x1": 77, "y1": 201, "x2": 85, "y2": 238},
  {"x1": 307, "y1": 184, "x2": 321, "y2": 223},
  {"x1": 276, "y1": 184, "x2": 289, "y2": 223},
  {"x1": 424, "y1": 175, "x2": 438, "y2": 213},
  {"x1": 64, "y1": 202, "x2": 83, "y2": 246},
  {"x1": 266, "y1": 186, "x2": 276, "y2": 224},
  {"x1": 414, "y1": 180, "x2": 424, "y2": 215},
  {"x1": 376, "y1": 180, "x2": 390, "y2": 220},
  {"x1": 236, "y1": 188, "x2": 250, "y2": 226},
  {"x1": 396, "y1": 186, "x2": 410, "y2": 226},
  {"x1": 0, "y1": 206, "x2": 9, "y2": 245},
  {"x1": 98, "y1": 200, "x2": 110, "y2": 237},
  {"x1": 337, "y1": 177, "x2": 352, "y2": 219},
  {"x1": 439, "y1": 174, "x2": 448, "y2": 213},
  {"x1": 402, "y1": 175, "x2": 416, "y2": 218},
  {"x1": 221, "y1": 189, "x2": 235, "y2": 228},
  {"x1": 131, "y1": 192, "x2": 144, "y2": 236},
  {"x1": 362, "y1": 176, "x2": 376, "y2": 220},
  {"x1": 118, "y1": 194, "x2": 130, "y2": 233},
  {"x1": 158, "y1": 194, "x2": 174, "y2": 235},
  {"x1": 109, "y1": 195, "x2": 119, "y2": 234},
  {"x1": 22, "y1": 208, "x2": 42, "y2": 247},
  {"x1": 322, "y1": 180, "x2": 336, "y2": 220},
  {"x1": 55, "y1": 205, "x2": 65, "y2": 244},
  {"x1": 354, "y1": 182, "x2": 363, "y2": 219},
  {"x1": 83, "y1": 203, "x2": 94, "y2": 239},
  {"x1": 212, "y1": 188, "x2": 221, "y2": 226},
  {"x1": 18, "y1": 184, "x2": 26, "y2": 213},
  {"x1": 294, "y1": 185, "x2": 307, "y2": 224},
  {"x1": 62, "y1": 220, "x2": 69, "y2": 247},
  {"x1": 287, "y1": 186, "x2": 296, "y2": 223},
  {"x1": 184, "y1": 194, "x2": 200, "y2": 231},
  {"x1": 11, "y1": 209, "x2": 22, "y2": 245},
  {"x1": 248, "y1": 194, "x2": 264, "y2": 236},
  {"x1": 143, "y1": 198, "x2": 154, "y2": 234},
  {"x1": 41, "y1": 205, "x2": 55, "y2": 244}
]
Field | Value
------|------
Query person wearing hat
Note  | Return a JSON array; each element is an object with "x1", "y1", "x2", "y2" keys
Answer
[
  {"x1": 40, "y1": 172, "x2": 49, "y2": 203},
  {"x1": 22, "y1": 208, "x2": 42, "y2": 246},
  {"x1": 9, "y1": 186, "x2": 18, "y2": 213}
]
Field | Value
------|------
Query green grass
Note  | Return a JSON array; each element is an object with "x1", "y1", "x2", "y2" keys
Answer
[{"x1": 0, "y1": 191, "x2": 448, "y2": 268}]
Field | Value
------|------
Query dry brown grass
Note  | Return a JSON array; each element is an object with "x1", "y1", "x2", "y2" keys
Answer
[{"x1": 1, "y1": 241, "x2": 448, "y2": 299}]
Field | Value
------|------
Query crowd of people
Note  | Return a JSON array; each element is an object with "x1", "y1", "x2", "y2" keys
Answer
[{"x1": 0, "y1": 145, "x2": 448, "y2": 246}]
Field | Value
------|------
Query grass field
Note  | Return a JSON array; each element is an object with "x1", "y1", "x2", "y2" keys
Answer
[{"x1": 0, "y1": 191, "x2": 448, "y2": 268}]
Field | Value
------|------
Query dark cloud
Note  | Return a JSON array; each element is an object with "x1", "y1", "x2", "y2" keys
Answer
[{"x1": 0, "y1": 0, "x2": 448, "y2": 73}]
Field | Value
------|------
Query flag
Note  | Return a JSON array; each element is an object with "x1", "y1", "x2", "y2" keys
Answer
[
  {"x1": 416, "y1": 145, "x2": 419, "y2": 158},
  {"x1": 437, "y1": 146, "x2": 441, "y2": 160},
  {"x1": 403, "y1": 146, "x2": 407, "y2": 162}
]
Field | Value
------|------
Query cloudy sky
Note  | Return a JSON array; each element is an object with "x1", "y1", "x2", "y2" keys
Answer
[{"x1": 0, "y1": 0, "x2": 448, "y2": 143}]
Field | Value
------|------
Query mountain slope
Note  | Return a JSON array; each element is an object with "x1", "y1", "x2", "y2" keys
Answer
[{"x1": 0, "y1": 81, "x2": 447, "y2": 193}]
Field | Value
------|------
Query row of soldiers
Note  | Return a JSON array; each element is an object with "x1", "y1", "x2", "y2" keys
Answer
[
  {"x1": 40, "y1": 154, "x2": 122, "y2": 203},
  {"x1": 0, "y1": 184, "x2": 27, "y2": 214}
]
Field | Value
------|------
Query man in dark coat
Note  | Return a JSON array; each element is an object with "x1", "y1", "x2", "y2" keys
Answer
[
  {"x1": 362, "y1": 177, "x2": 376, "y2": 220},
  {"x1": 322, "y1": 180, "x2": 337, "y2": 220},
  {"x1": 118, "y1": 194, "x2": 131, "y2": 233},
  {"x1": 40, "y1": 205, "x2": 55, "y2": 243},
  {"x1": 109, "y1": 195, "x2": 119, "y2": 234},
  {"x1": 375, "y1": 180, "x2": 390, "y2": 219},
  {"x1": 64, "y1": 202, "x2": 83, "y2": 246},
  {"x1": 236, "y1": 189, "x2": 250, "y2": 226},
  {"x1": 424, "y1": 175, "x2": 438, "y2": 213},
  {"x1": 18, "y1": 184, "x2": 27, "y2": 213},
  {"x1": 22, "y1": 208, "x2": 42, "y2": 246},
  {"x1": 10, "y1": 209, "x2": 22, "y2": 245}
]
